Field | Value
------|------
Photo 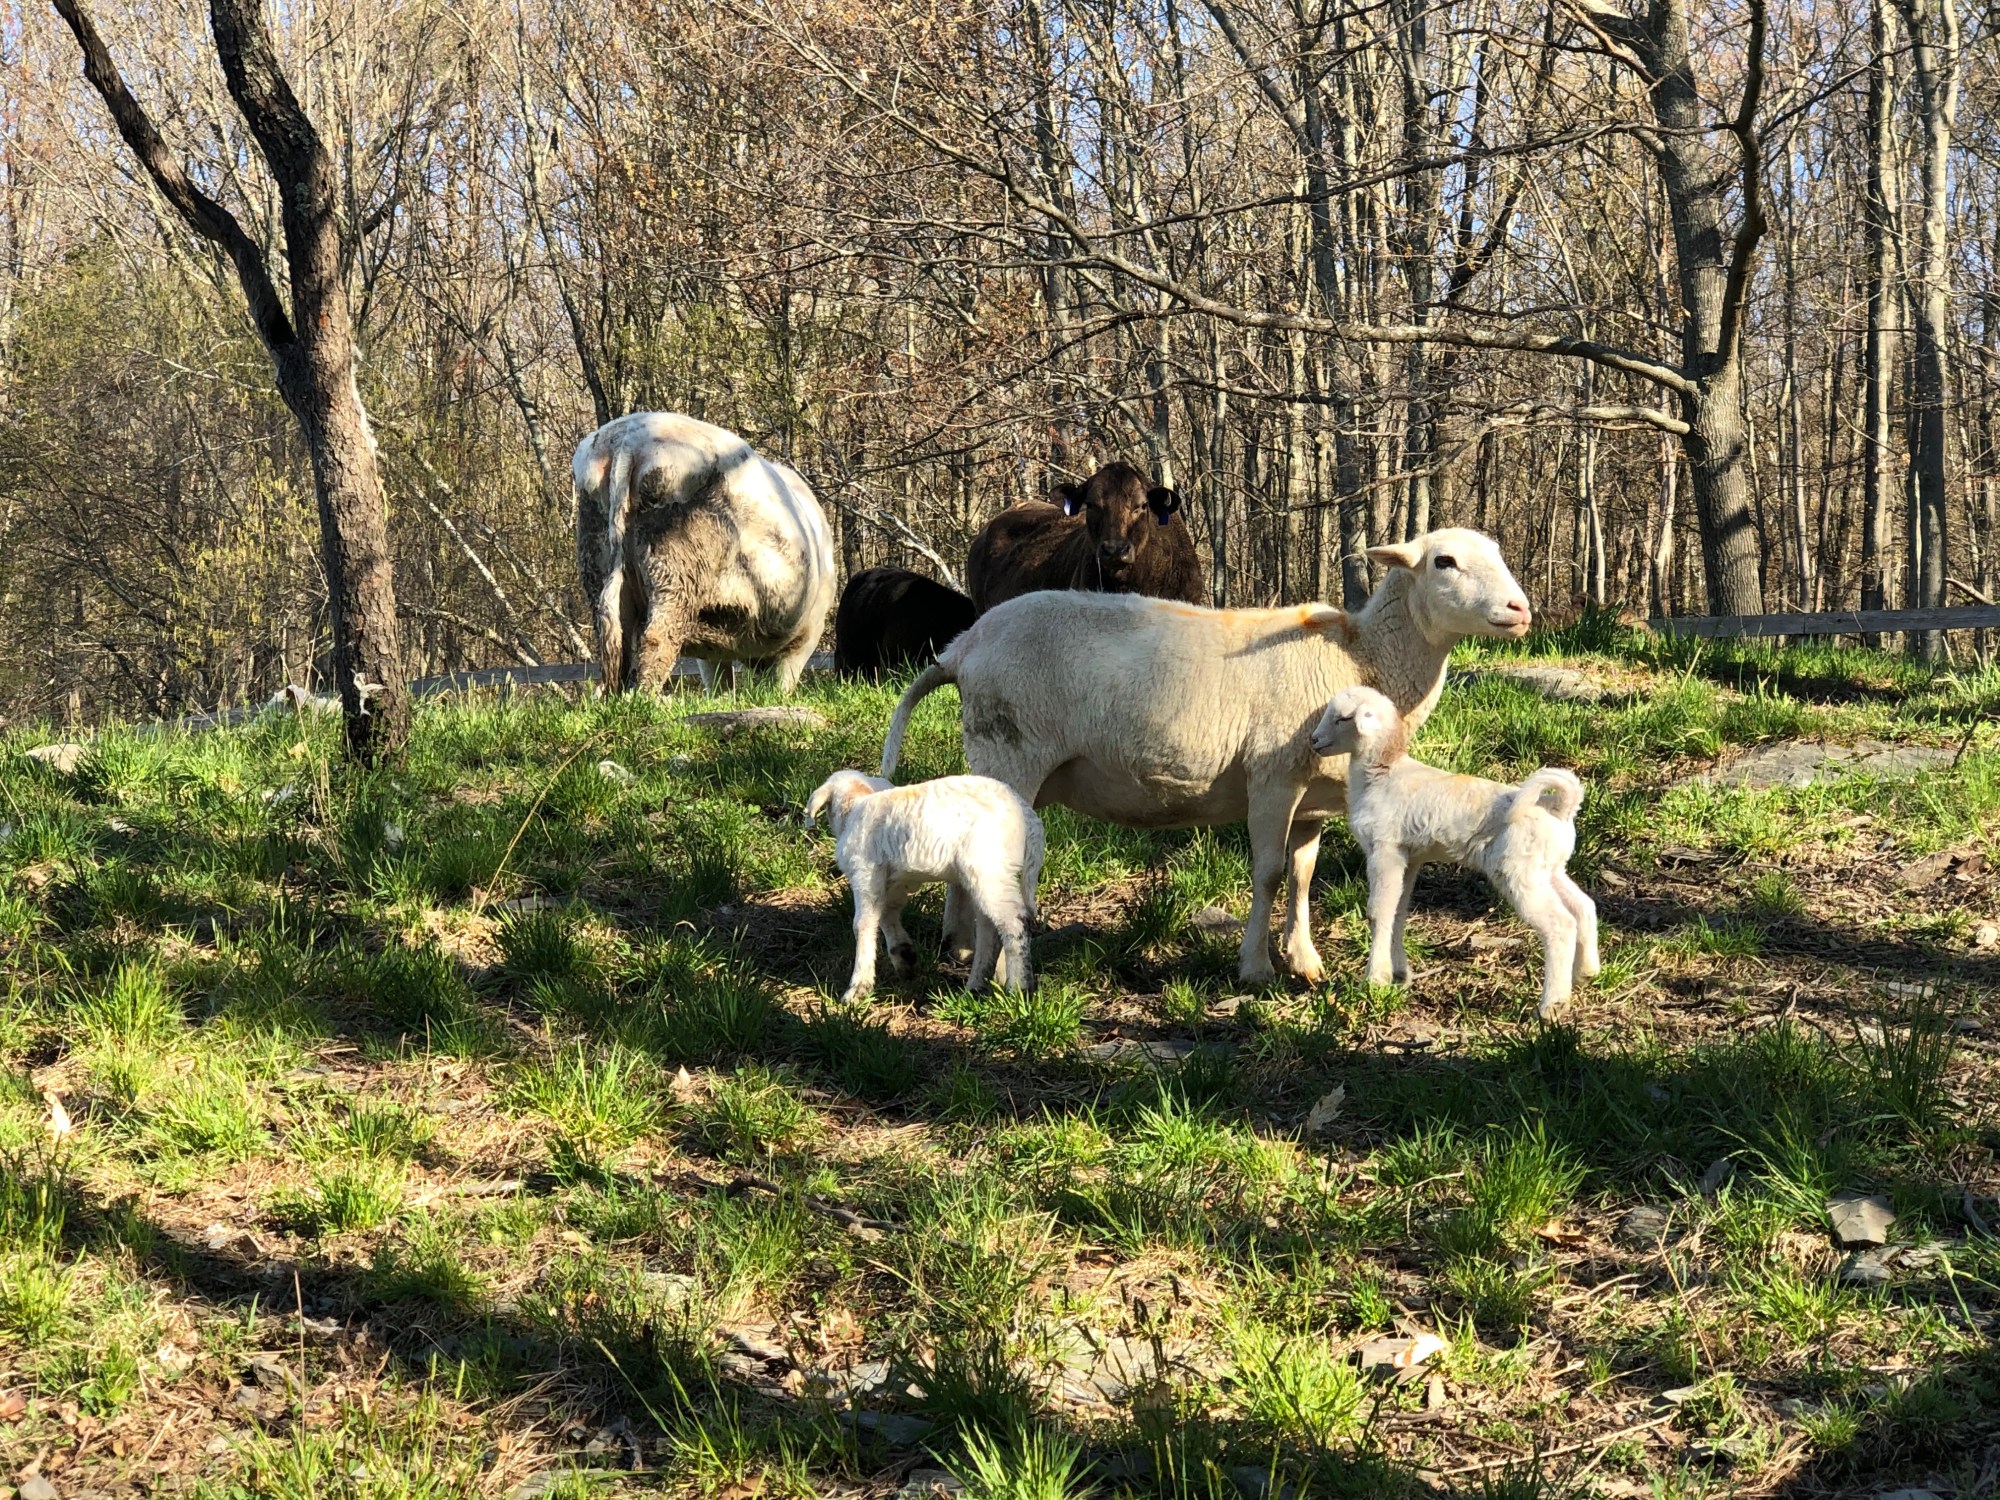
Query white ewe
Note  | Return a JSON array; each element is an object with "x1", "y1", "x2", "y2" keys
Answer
[
  {"x1": 1311, "y1": 685, "x2": 1599, "y2": 1019},
  {"x1": 805, "y1": 770, "x2": 1045, "y2": 1003},
  {"x1": 878, "y1": 528, "x2": 1532, "y2": 982}
]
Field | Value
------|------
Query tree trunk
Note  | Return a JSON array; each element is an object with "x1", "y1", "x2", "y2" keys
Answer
[
  {"x1": 53, "y1": 0, "x2": 407, "y2": 759},
  {"x1": 1863, "y1": 0, "x2": 1900, "y2": 631},
  {"x1": 1644, "y1": 0, "x2": 1765, "y2": 617},
  {"x1": 1894, "y1": 0, "x2": 1959, "y2": 660}
]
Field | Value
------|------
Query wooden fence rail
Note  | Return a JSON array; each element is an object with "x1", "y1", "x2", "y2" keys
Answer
[{"x1": 1647, "y1": 605, "x2": 2000, "y2": 639}]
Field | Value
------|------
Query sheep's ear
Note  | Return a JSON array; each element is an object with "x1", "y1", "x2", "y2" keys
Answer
[
  {"x1": 1367, "y1": 540, "x2": 1424, "y2": 571},
  {"x1": 1053, "y1": 483, "x2": 1084, "y2": 518},
  {"x1": 1146, "y1": 486, "x2": 1181, "y2": 523},
  {"x1": 804, "y1": 786, "x2": 832, "y2": 826}
]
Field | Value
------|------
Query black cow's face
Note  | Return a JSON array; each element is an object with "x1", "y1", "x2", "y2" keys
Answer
[{"x1": 1052, "y1": 462, "x2": 1181, "y2": 576}]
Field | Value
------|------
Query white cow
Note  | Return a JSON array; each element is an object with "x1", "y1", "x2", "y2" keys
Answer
[
  {"x1": 878, "y1": 530, "x2": 1532, "y2": 983},
  {"x1": 573, "y1": 412, "x2": 835, "y2": 692}
]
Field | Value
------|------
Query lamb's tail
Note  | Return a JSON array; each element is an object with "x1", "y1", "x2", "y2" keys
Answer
[
  {"x1": 1514, "y1": 768, "x2": 1584, "y2": 824},
  {"x1": 590, "y1": 448, "x2": 636, "y2": 691},
  {"x1": 879, "y1": 658, "x2": 957, "y2": 778}
]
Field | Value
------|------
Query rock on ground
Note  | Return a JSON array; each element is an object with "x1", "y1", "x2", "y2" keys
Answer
[
  {"x1": 1477, "y1": 664, "x2": 1611, "y2": 702},
  {"x1": 1688, "y1": 739, "x2": 1956, "y2": 790},
  {"x1": 23, "y1": 742, "x2": 87, "y2": 775},
  {"x1": 682, "y1": 706, "x2": 828, "y2": 735}
]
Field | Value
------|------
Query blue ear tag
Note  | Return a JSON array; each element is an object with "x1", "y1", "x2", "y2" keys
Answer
[{"x1": 1157, "y1": 510, "x2": 1169, "y2": 526}]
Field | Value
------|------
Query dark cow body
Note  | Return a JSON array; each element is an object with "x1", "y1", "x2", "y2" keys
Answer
[
  {"x1": 965, "y1": 462, "x2": 1205, "y2": 614},
  {"x1": 833, "y1": 567, "x2": 976, "y2": 679}
]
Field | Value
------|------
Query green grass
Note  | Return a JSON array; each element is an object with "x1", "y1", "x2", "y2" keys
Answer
[{"x1": 0, "y1": 644, "x2": 1995, "y2": 1496}]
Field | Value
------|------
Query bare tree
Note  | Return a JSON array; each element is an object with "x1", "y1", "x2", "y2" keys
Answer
[
  {"x1": 51, "y1": 0, "x2": 407, "y2": 755},
  {"x1": 1893, "y1": 0, "x2": 1960, "y2": 658}
]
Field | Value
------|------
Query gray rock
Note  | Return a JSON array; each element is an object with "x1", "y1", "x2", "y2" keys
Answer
[
  {"x1": 23, "y1": 742, "x2": 86, "y2": 775},
  {"x1": 1828, "y1": 1192, "x2": 1896, "y2": 1248},
  {"x1": 682, "y1": 707, "x2": 828, "y2": 736},
  {"x1": 1838, "y1": 1249, "x2": 1896, "y2": 1287},
  {"x1": 639, "y1": 1270, "x2": 697, "y2": 1307},
  {"x1": 247, "y1": 1354, "x2": 295, "y2": 1390},
  {"x1": 596, "y1": 758, "x2": 635, "y2": 786},
  {"x1": 1469, "y1": 664, "x2": 1610, "y2": 704},
  {"x1": 1191, "y1": 904, "x2": 1243, "y2": 936},
  {"x1": 1698, "y1": 1157, "x2": 1736, "y2": 1197},
  {"x1": 19, "y1": 1477, "x2": 60, "y2": 1500},
  {"x1": 898, "y1": 1470, "x2": 967, "y2": 1500},
  {"x1": 1616, "y1": 1205, "x2": 1672, "y2": 1248},
  {"x1": 1084, "y1": 1038, "x2": 1195, "y2": 1067},
  {"x1": 1874, "y1": 1490, "x2": 1945, "y2": 1500},
  {"x1": 851, "y1": 1410, "x2": 935, "y2": 1446},
  {"x1": 1690, "y1": 739, "x2": 1956, "y2": 790},
  {"x1": 815, "y1": 1358, "x2": 895, "y2": 1405}
]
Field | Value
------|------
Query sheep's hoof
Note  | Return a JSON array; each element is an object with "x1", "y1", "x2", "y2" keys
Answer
[
  {"x1": 841, "y1": 984, "x2": 874, "y2": 1005},
  {"x1": 1285, "y1": 954, "x2": 1326, "y2": 985},
  {"x1": 887, "y1": 944, "x2": 918, "y2": 977}
]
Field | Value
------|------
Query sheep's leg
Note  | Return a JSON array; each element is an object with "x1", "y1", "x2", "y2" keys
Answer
[
  {"x1": 772, "y1": 626, "x2": 819, "y2": 695},
  {"x1": 633, "y1": 602, "x2": 692, "y2": 695},
  {"x1": 938, "y1": 883, "x2": 978, "y2": 965},
  {"x1": 1390, "y1": 860, "x2": 1422, "y2": 984},
  {"x1": 1278, "y1": 818, "x2": 1326, "y2": 983},
  {"x1": 966, "y1": 870, "x2": 1032, "y2": 993},
  {"x1": 842, "y1": 868, "x2": 888, "y2": 1003},
  {"x1": 1240, "y1": 784, "x2": 1306, "y2": 984},
  {"x1": 1512, "y1": 881, "x2": 1579, "y2": 1020},
  {"x1": 881, "y1": 886, "x2": 920, "y2": 977},
  {"x1": 1554, "y1": 872, "x2": 1600, "y2": 980},
  {"x1": 1364, "y1": 848, "x2": 1411, "y2": 987},
  {"x1": 968, "y1": 912, "x2": 999, "y2": 991}
]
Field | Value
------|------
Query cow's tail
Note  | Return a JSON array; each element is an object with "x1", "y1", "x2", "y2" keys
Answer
[
  {"x1": 880, "y1": 658, "x2": 957, "y2": 779},
  {"x1": 1513, "y1": 768, "x2": 1584, "y2": 825},
  {"x1": 591, "y1": 448, "x2": 635, "y2": 691}
]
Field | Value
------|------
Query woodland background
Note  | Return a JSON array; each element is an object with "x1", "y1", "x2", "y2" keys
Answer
[{"x1": 2, "y1": 0, "x2": 1997, "y2": 725}]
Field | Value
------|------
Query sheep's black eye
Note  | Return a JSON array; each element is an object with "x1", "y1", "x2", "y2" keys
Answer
[{"x1": 1434, "y1": 555, "x2": 1457, "y2": 570}]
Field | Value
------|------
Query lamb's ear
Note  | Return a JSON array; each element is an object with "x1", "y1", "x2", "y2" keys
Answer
[
  {"x1": 804, "y1": 785, "x2": 832, "y2": 826},
  {"x1": 1146, "y1": 486, "x2": 1182, "y2": 523},
  {"x1": 1367, "y1": 540, "x2": 1424, "y2": 571},
  {"x1": 1053, "y1": 483, "x2": 1085, "y2": 518}
]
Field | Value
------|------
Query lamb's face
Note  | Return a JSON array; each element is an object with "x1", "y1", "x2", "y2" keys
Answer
[
  {"x1": 1313, "y1": 685, "x2": 1397, "y2": 758},
  {"x1": 806, "y1": 770, "x2": 890, "y2": 832},
  {"x1": 1372, "y1": 528, "x2": 1532, "y2": 642}
]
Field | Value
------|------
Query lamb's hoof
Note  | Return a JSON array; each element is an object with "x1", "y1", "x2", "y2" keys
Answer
[
  {"x1": 841, "y1": 984, "x2": 874, "y2": 1005},
  {"x1": 1537, "y1": 1000, "x2": 1569, "y2": 1022},
  {"x1": 887, "y1": 945, "x2": 919, "y2": 977},
  {"x1": 1284, "y1": 953, "x2": 1326, "y2": 985}
]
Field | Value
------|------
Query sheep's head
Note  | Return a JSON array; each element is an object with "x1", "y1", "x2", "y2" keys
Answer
[
  {"x1": 1053, "y1": 461, "x2": 1182, "y2": 580},
  {"x1": 805, "y1": 769, "x2": 890, "y2": 832},
  {"x1": 1313, "y1": 684, "x2": 1405, "y2": 763},
  {"x1": 1368, "y1": 529, "x2": 1531, "y2": 644}
]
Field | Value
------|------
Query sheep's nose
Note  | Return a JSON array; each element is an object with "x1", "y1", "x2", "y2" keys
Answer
[
  {"x1": 1099, "y1": 539, "x2": 1133, "y2": 561},
  {"x1": 1503, "y1": 598, "x2": 1531, "y2": 622}
]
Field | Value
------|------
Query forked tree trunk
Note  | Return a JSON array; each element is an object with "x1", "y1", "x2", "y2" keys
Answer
[{"x1": 53, "y1": 0, "x2": 407, "y2": 759}]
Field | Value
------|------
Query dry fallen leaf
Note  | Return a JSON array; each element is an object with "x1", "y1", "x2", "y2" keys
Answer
[
  {"x1": 0, "y1": 1388, "x2": 26, "y2": 1421},
  {"x1": 41, "y1": 1089, "x2": 72, "y2": 1143},
  {"x1": 1533, "y1": 1219, "x2": 1590, "y2": 1248},
  {"x1": 1304, "y1": 1085, "x2": 1345, "y2": 1135}
]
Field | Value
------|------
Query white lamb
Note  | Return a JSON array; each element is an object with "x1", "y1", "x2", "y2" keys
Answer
[
  {"x1": 1311, "y1": 685, "x2": 1599, "y2": 1019},
  {"x1": 805, "y1": 770, "x2": 1045, "y2": 1003}
]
